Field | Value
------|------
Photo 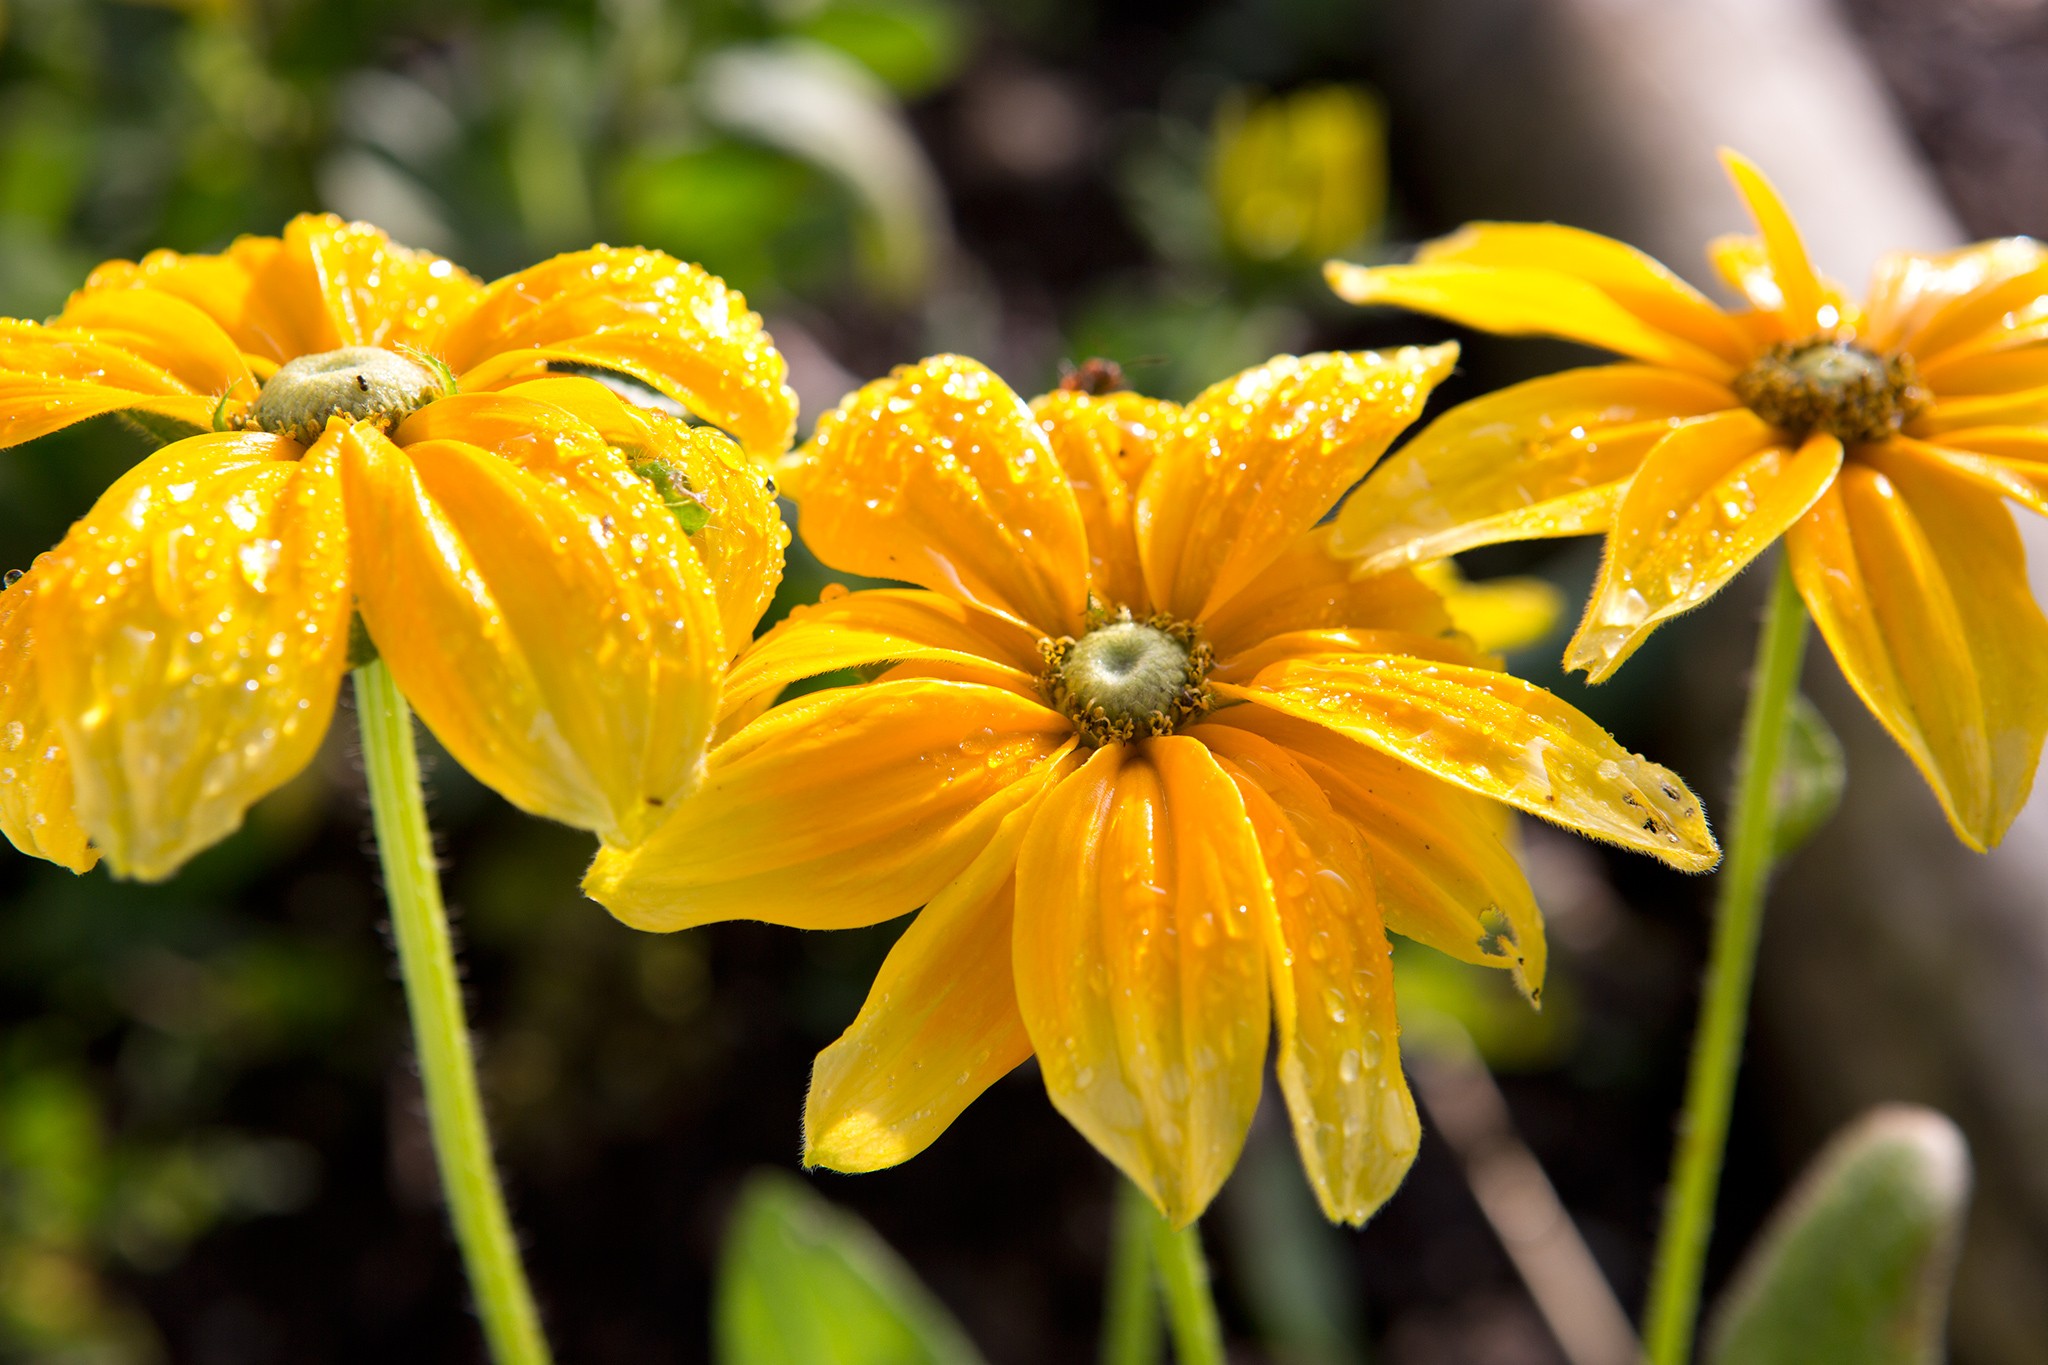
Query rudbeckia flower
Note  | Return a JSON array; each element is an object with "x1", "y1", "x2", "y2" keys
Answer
[
  {"x1": 1326, "y1": 151, "x2": 2048, "y2": 850},
  {"x1": 583, "y1": 350, "x2": 1718, "y2": 1225},
  {"x1": 0, "y1": 215, "x2": 794, "y2": 879}
]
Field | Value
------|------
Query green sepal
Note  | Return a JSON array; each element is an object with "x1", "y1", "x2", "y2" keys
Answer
[
  {"x1": 633, "y1": 457, "x2": 711, "y2": 535},
  {"x1": 116, "y1": 409, "x2": 207, "y2": 448},
  {"x1": 346, "y1": 615, "x2": 380, "y2": 670},
  {"x1": 1770, "y1": 692, "x2": 1846, "y2": 860},
  {"x1": 714, "y1": 1169, "x2": 985, "y2": 1365},
  {"x1": 1704, "y1": 1104, "x2": 1971, "y2": 1365}
]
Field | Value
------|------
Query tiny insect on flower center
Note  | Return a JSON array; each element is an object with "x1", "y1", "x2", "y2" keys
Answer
[
  {"x1": 1040, "y1": 606, "x2": 1214, "y2": 747},
  {"x1": 246, "y1": 347, "x2": 446, "y2": 444},
  {"x1": 1731, "y1": 339, "x2": 1930, "y2": 446}
]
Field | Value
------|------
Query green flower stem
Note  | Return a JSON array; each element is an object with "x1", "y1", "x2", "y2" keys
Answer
[
  {"x1": 1149, "y1": 1200, "x2": 1226, "y2": 1365},
  {"x1": 1101, "y1": 1181, "x2": 1163, "y2": 1365},
  {"x1": 355, "y1": 660, "x2": 553, "y2": 1365},
  {"x1": 1643, "y1": 553, "x2": 1809, "y2": 1365}
]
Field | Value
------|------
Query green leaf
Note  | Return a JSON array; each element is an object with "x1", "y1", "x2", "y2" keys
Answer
[
  {"x1": 714, "y1": 1169, "x2": 987, "y2": 1365},
  {"x1": 1705, "y1": 1104, "x2": 1971, "y2": 1365},
  {"x1": 1771, "y1": 692, "x2": 1845, "y2": 860}
]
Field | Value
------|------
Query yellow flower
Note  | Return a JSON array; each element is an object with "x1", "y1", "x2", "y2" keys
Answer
[
  {"x1": 1211, "y1": 85, "x2": 1387, "y2": 265},
  {"x1": 0, "y1": 215, "x2": 794, "y2": 879},
  {"x1": 583, "y1": 351, "x2": 1717, "y2": 1226},
  {"x1": 1326, "y1": 150, "x2": 2048, "y2": 851}
]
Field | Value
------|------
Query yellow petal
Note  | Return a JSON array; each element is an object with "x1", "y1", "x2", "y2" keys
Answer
[
  {"x1": 1327, "y1": 365, "x2": 1733, "y2": 575},
  {"x1": 79, "y1": 230, "x2": 339, "y2": 364},
  {"x1": 1206, "y1": 705, "x2": 1546, "y2": 997},
  {"x1": 0, "y1": 568, "x2": 97, "y2": 873},
  {"x1": 720, "y1": 588, "x2": 1042, "y2": 728},
  {"x1": 1918, "y1": 346, "x2": 2048, "y2": 398},
  {"x1": 1902, "y1": 430, "x2": 2048, "y2": 516},
  {"x1": 1719, "y1": 150, "x2": 1828, "y2": 337},
  {"x1": 583, "y1": 679, "x2": 1073, "y2": 932},
  {"x1": 33, "y1": 431, "x2": 351, "y2": 880},
  {"x1": 0, "y1": 320, "x2": 219, "y2": 449},
  {"x1": 1012, "y1": 737, "x2": 1273, "y2": 1226},
  {"x1": 1414, "y1": 559, "x2": 1564, "y2": 655},
  {"x1": 55, "y1": 289, "x2": 257, "y2": 400},
  {"x1": 1199, "y1": 725, "x2": 1420, "y2": 1225},
  {"x1": 284, "y1": 214, "x2": 483, "y2": 351},
  {"x1": 796, "y1": 355, "x2": 1093, "y2": 633},
  {"x1": 1788, "y1": 454, "x2": 2048, "y2": 849},
  {"x1": 1913, "y1": 383, "x2": 2048, "y2": 436},
  {"x1": 355, "y1": 398, "x2": 725, "y2": 843},
  {"x1": 1139, "y1": 347, "x2": 1458, "y2": 621},
  {"x1": 1030, "y1": 388, "x2": 1181, "y2": 608},
  {"x1": 1415, "y1": 222, "x2": 1752, "y2": 366},
  {"x1": 1226, "y1": 654, "x2": 1718, "y2": 870},
  {"x1": 1863, "y1": 238, "x2": 2048, "y2": 355},
  {"x1": 1214, "y1": 626, "x2": 1488, "y2": 688},
  {"x1": 437, "y1": 248, "x2": 797, "y2": 459},
  {"x1": 1324, "y1": 261, "x2": 1737, "y2": 376},
  {"x1": 1201, "y1": 526, "x2": 1453, "y2": 664},
  {"x1": 803, "y1": 785, "x2": 1050, "y2": 1173},
  {"x1": 1566, "y1": 415, "x2": 1842, "y2": 682},
  {"x1": 500, "y1": 376, "x2": 789, "y2": 659}
]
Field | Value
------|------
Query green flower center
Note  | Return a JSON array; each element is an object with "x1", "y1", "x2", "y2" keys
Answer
[
  {"x1": 1040, "y1": 607, "x2": 1213, "y2": 747},
  {"x1": 246, "y1": 346, "x2": 445, "y2": 443},
  {"x1": 1731, "y1": 340, "x2": 1929, "y2": 446}
]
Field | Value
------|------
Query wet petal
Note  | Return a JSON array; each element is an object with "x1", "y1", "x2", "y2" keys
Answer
[
  {"x1": 0, "y1": 568, "x2": 97, "y2": 873},
  {"x1": 287, "y1": 214, "x2": 483, "y2": 351},
  {"x1": 1209, "y1": 705, "x2": 1545, "y2": 997},
  {"x1": 796, "y1": 355, "x2": 1093, "y2": 632},
  {"x1": 1199, "y1": 725, "x2": 1420, "y2": 1225},
  {"x1": 0, "y1": 320, "x2": 220, "y2": 449},
  {"x1": 1226, "y1": 654, "x2": 1717, "y2": 871},
  {"x1": 498, "y1": 376, "x2": 789, "y2": 657},
  {"x1": 1565, "y1": 414, "x2": 1842, "y2": 682},
  {"x1": 1720, "y1": 151, "x2": 1829, "y2": 337},
  {"x1": 1414, "y1": 222, "x2": 1751, "y2": 366},
  {"x1": 1328, "y1": 365, "x2": 1733, "y2": 575},
  {"x1": 583, "y1": 679, "x2": 1073, "y2": 932},
  {"x1": 1863, "y1": 238, "x2": 2048, "y2": 355},
  {"x1": 356, "y1": 398, "x2": 727, "y2": 843},
  {"x1": 1140, "y1": 347, "x2": 1458, "y2": 621},
  {"x1": 1013, "y1": 738, "x2": 1273, "y2": 1226},
  {"x1": 54, "y1": 290, "x2": 257, "y2": 400},
  {"x1": 1031, "y1": 388, "x2": 1181, "y2": 608},
  {"x1": 803, "y1": 783, "x2": 1052, "y2": 1173},
  {"x1": 1902, "y1": 429, "x2": 2048, "y2": 515},
  {"x1": 1325, "y1": 261, "x2": 1736, "y2": 376},
  {"x1": 1788, "y1": 455, "x2": 2048, "y2": 850},
  {"x1": 438, "y1": 248, "x2": 797, "y2": 459},
  {"x1": 720, "y1": 588, "x2": 1042, "y2": 728},
  {"x1": 1201, "y1": 527, "x2": 1453, "y2": 663},
  {"x1": 79, "y1": 230, "x2": 339, "y2": 364},
  {"x1": 33, "y1": 431, "x2": 350, "y2": 880}
]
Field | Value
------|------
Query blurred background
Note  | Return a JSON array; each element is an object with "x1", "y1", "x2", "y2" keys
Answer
[{"x1": 3, "y1": 0, "x2": 2047, "y2": 1361}]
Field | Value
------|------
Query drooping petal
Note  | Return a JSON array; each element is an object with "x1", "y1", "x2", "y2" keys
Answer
[
  {"x1": 1138, "y1": 347, "x2": 1458, "y2": 621},
  {"x1": 1901, "y1": 429, "x2": 2048, "y2": 515},
  {"x1": 1225, "y1": 654, "x2": 1718, "y2": 870},
  {"x1": 1788, "y1": 454, "x2": 2048, "y2": 850},
  {"x1": 499, "y1": 376, "x2": 788, "y2": 657},
  {"x1": 353, "y1": 397, "x2": 726, "y2": 844},
  {"x1": 1030, "y1": 388, "x2": 1181, "y2": 608},
  {"x1": 1413, "y1": 222, "x2": 1752, "y2": 366},
  {"x1": 1209, "y1": 705, "x2": 1546, "y2": 997},
  {"x1": 1565, "y1": 414, "x2": 1843, "y2": 682},
  {"x1": 436, "y1": 248, "x2": 798, "y2": 458},
  {"x1": 0, "y1": 568, "x2": 97, "y2": 873},
  {"x1": 1414, "y1": 560, "x2": 1565, "y2": 655},
  {"x1": 583, "y1": 680, "x2": 1074, "y2": 932},
  {"x1": 720, "y1": 588, "x2": 1043, "y2": 728},
  {"x1": 1324, "y1": 261, "x2": 1738, "y2": 377},
  {"x1": 1201, "y1": 527, "x2": 1453, "y2": 663},
  {"x1": 1720, "y1": 150, "x2": 1829, "y2": 337},
  {"x1": 795, "y1": 355, "x2": 1093, "y2": 633},
  {"x1": 803, "y1": 783, "x2": 1053, "y2": 1173},
  {"x1": 1863, "y1": 238, "x2": 2048, "y2": 356},
  {"x1": 1327, "y1": 366, "x2": 1734, "y2": 575},
  {"x1": 0, "y1": 320, "x2": 221, "y2": 449},
  {"x1": 1199, "y1": 725, "x2": 1420, "y2": 1225},
  {"x1": 33, "y1": 431, "x2": 351, "y2": 880},
  {"x1": 1013, "y1": 738, "x2": 1274, "y2": 1226}
]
